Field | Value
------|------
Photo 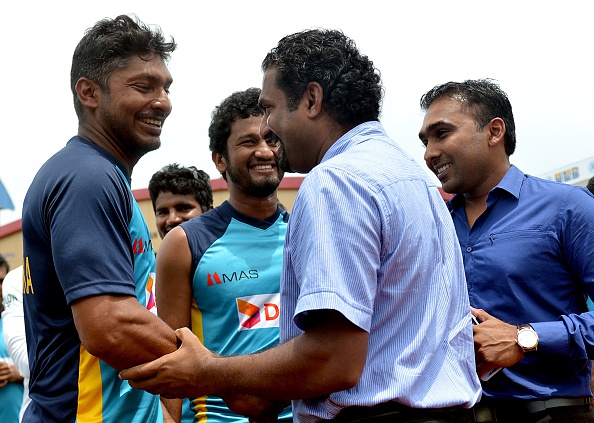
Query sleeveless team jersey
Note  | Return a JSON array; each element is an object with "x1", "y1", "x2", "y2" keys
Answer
[
  {"x1": 181, "y1": 201, "x2": 292, "y2": 422},
  {"x1": 22, "y1": 136, "x2": 162, "y2": 423}
]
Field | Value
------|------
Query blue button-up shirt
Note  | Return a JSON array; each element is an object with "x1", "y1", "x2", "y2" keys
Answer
[{"x1": 449, "y1": 165, "x2": 594, "y2": 400}]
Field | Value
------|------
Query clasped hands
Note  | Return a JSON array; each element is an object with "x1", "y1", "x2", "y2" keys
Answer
[
  {"x1": 119, "y1": 327, "x2": 288, "y2": 423},
  {"x1": 0, "y1": 361, "x2": 22, "y2": 388}
]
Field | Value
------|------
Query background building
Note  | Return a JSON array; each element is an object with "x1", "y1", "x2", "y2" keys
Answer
[{"x1": 537, "y1": 155, "x2": 594, "y2": 187}]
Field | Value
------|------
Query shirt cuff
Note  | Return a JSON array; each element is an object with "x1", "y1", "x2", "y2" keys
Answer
[{"x1": 531, "y1": 321, "x2": 570, "y2": 356}]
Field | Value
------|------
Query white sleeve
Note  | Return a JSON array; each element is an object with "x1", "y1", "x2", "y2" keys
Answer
[{"x1": 1, "y1": 265, "x2": 29, "y2": 378}]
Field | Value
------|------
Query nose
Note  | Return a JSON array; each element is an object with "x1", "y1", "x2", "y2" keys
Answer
[
  {"x1": 151, "y1": 89, "x2": 172, "y2": 115},
  {"x1": 255, "y1": 139, "x2": 274, "y2": 159},
  {"x1": 423, "y1": 141, "x2": 438, "y2": 171},
  {"x1": 166, "y1": 210, "x2": 182, "y2": 226}
]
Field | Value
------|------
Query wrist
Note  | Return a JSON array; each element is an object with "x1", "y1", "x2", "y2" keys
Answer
[{"x1": 516, "y1": 323, "x2": 539, "y2": 352}]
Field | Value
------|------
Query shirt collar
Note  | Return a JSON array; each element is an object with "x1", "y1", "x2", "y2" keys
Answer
[
  {"x1": 320, "y1": 121, "x2": 385, "y2": 164},
  {"x1": 448, "y1": 164, "x2": 524, "y2": 212}
]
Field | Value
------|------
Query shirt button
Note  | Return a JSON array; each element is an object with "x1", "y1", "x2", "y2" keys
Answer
[{"x1": 466, "y1": 247, "x2": 472, "y2": 253}]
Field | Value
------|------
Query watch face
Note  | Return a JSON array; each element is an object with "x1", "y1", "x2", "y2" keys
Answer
[{"x1": 518, "y1": 329, "x2": 538, "y2": 348}]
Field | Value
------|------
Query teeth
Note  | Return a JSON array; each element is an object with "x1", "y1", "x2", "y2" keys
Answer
[
  {"x1": 437, "y1": 163, "x2": 451, "y2": 175},
  {"x1": 253, "y1": 165, "x2": 272, "y2": 170},
  {"x1": 139, "y1": 117, "x2": 162, "y2": 127}
]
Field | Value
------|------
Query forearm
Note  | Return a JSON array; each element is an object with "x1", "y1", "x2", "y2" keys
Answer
[
  {"x1": 73, "y1": 295, "x2": 178, "y2": 371},
  {"x1": 95, "y1": 314, "x2": 178, "y2": 371},
  {"x1": 202, "y1": 314, "x2": 367, "y2": 400},
  {"x1": 535, "y1": 313, "x2": 594, "y2": 364}
]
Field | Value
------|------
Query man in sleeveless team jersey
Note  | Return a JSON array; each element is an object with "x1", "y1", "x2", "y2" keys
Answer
[
  {"x1": 21, "y1": 15, "x2": 179, "y2": 423},
  {"x1": 148, "y1": 163, "x2": 213, "y2": 422},
  {"x1": 155, "y1": 88, "x2": 292, "y2": 423}
]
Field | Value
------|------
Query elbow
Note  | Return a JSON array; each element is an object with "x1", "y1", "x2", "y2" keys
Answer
[
  {"x1": 328, "y1": 365, "x2": 364, "y2": 392},
  {"x1": 80, "y1": 327, "x2": 124, "y2": 359}
]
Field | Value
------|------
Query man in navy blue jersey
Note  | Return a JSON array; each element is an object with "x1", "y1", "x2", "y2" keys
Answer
[{"x1": 21, "y1": 15, "x2": 179, "y2": 423}]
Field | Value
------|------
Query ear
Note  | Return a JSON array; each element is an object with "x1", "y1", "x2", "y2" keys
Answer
[
  {"x1": 487, "y1": 117, "x2": 506, "y2": 147},
  {"x1": 212, "y1": 151, "x2": 227, "y2": 174},
  {"x1": 303, "y1": 81, "x2": 324, "y2": 118},
  {"x1": 75, "y1": 77, "x2": 100, "y2": 110}
]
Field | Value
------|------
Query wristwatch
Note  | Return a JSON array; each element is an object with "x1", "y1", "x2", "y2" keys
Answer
[{"x1": 516, "y1": 324, "x2": 539, "y2": 352}]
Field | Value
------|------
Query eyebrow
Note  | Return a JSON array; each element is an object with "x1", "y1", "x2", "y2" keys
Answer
[
  {"x1": 133, "y1": 73, "x2": 173, "y2": 87},
  {"x1": 418, "y1": 120, "x2": 449, "y2": 140},
  {"x1": 235, "y1": 131, "x2": 262, "y2": 142}
]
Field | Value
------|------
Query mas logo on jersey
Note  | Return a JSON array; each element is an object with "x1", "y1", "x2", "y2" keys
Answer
[
  {"x1": 236, "y1": 293, "x2": 280, "y2": 331},
  {"x1": 207, "y1": 270, "x2": 259, "y2": 286},
  {"x1": 132, "y1": 237, "x2": 154, "y2": 255}
]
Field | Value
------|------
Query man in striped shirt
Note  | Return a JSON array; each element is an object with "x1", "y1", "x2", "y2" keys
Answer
[{"x1": 121, "y1": 28, "x2": 481, "y2": 423}]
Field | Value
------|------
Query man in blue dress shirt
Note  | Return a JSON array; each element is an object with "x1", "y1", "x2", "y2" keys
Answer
[
  {"x1": 121, "y1": 29, "x2": 481, "y2": 422},
  {"x1": 419, "y1": 79, "x2": 594, "y2": 422}
]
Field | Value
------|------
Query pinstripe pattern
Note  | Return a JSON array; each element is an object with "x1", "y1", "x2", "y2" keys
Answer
[{"x1": 280, "y1": 122, "x2": 481, "y2": 422}]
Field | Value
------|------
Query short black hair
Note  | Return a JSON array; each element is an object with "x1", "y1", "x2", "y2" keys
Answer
[
  {"x1": 420, "y1": 79, "x2": 516, "y2": 156},
  {"x1": 262, "y1": 29, "x2": 383, "y2": 128},
  {"x1": 208, "y1": 88, "x2": 262, "y2": 169},
  {"x1": 71, "y1": 14, "x2": 176, "y2": 118},
  {"x1": 148, "y1": 163, "x2": 213, "y2": 212}
]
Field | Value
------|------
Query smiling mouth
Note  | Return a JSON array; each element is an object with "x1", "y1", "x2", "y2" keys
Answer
[
  {"x1": 436, "y1": 163, "x2": 451, "y2": 176},
  {"x1": 252, "y1": 164, "x2": 274, "y2": 171},
  {"x1": 138, "y1": 117, "x2": 163, "y2": 128}
]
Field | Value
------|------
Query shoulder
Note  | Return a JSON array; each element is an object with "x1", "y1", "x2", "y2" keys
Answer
[
  {"x1": 523, "y1": 174, "x2": 592, "y2": 203},
  {"x1": 34, "y1": 139, "x2": 127, "y2": 195},
  {"x1": 181, "y1": 207, "x2": 231, "y2": 250}
]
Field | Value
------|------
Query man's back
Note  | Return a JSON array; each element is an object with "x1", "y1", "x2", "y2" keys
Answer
[{"x1": 281, "y1": 122, "x2": 481, "y2": 420}]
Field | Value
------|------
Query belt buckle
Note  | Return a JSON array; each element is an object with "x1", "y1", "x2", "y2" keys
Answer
[{"x1": 472, "y1": 403, "x2": 497, "y2": 423}]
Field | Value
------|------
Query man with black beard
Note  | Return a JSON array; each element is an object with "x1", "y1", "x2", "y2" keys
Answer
[{"x1": 153, "y1": 88, "x2": 292, "y2": 423}]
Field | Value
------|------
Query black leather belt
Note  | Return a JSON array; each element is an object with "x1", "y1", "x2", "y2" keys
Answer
[
  {"x1": 328, "y1": 401, "x2": 470, "y2": 422},
  {"x1": 472, "y1": 397, "x2": 591, "y2": 422}
]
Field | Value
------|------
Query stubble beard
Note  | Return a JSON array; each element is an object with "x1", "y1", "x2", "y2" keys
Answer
[{"x1": 226, "y1": 164, "x2": 282, "y2": 199}]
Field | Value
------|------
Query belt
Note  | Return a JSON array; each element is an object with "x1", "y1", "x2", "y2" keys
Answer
[
  {"x1": 329, "y1": 401, "x2": 470, "y2": 422},
  {"x1": 472, "y1": 397, "x2": 591, "y2": 422}
]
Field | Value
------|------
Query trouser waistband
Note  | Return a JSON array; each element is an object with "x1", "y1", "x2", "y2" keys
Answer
[
  {"x1": 328, "y1": 401, "x2": 470, "y2": 422},
  {"x1": 472, "y1": 397, "x2": 591, "y2": 422}
]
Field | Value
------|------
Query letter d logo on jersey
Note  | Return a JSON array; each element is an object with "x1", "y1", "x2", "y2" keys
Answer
[{"x1": 236, "y1": 293, "x2": 280, "y2": 331}]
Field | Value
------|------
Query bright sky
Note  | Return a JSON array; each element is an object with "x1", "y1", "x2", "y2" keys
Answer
[{"x1": 1, "y1": 0, "x2": 592, "y2": 225}]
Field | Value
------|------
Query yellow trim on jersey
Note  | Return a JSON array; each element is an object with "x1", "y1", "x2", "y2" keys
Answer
[
  {"x1": 190, "y1": 299, "x2": 207, "y2": 421},
  {"x1": 77, "y1": 344, "x2": 103, "y2": 422},
  {"x1": 190, "y1": 298, "x2": 205, "y2": 343}
]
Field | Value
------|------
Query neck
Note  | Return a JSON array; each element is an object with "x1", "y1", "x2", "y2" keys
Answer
[
  {"x1": 227, "y1": 191, "x2": 279, "y2": 221},
  {"x1": 463, "y1": 161, "x2": 511, "y2": 228},
  {"x1": 78, "y1": 124, "x2": 137, "y2": 175}
]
